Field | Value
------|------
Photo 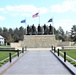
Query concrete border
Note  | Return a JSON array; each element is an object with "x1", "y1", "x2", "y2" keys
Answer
[
  {"x1": 0, "y1": 51, "x2": 28, "y2": 75},
  {"x1": 50, "y1": 50, "x2": 76, "y2": 75}
]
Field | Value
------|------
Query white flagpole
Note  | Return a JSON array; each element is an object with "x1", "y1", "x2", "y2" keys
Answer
[
  {"x1": 38, "y1": 10, "x2": 40, "y2": 25},
  {"x1": 39, "y1": 14, "x2": 40, "y2": 25}
]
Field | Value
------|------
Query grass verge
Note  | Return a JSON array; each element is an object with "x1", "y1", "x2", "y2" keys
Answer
[
  {"x1": 0, "y1": 50, "x2": 22, "y2": 67},
  {"x1": 56, "y1": 50, "x2": 76, "y2": 67}
]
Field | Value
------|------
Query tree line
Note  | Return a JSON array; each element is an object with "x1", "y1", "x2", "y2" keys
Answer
[
  {"x1": 0, "y1": 24, "x2": 76, "y2": 45},
  {"x1": 56, "y1": 24, "x2": 76, "y2": 42},
  {"x1": 70, "y1": 25, "x2": 76, "y2": 42},
  {"x1": 0, "y1": 24, "x2": 57, "y2": 45},
  {"x1": 0, "y1": 26, "x2": 26, "y2": 45}
]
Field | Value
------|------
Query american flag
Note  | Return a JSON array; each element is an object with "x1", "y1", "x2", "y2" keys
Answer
[{"x1": 32, "y1": 12, "x2": 39, "y2": 18}]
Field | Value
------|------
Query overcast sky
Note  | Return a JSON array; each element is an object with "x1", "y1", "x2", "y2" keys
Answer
[{"x1": 0, "y1": 0, "x2": 76, "y2": 32}]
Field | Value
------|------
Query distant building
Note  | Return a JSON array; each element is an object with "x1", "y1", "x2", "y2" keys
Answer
[{"x1": 0, "y1": 35, "x2": 5, "y2": 45}]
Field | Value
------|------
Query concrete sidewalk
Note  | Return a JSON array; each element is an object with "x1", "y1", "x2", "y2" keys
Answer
[{"x1": 1, "y1": 50, "x2": 72, "y2": 75}]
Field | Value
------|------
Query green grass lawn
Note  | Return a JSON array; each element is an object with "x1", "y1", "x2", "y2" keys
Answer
[
  {"x1": 0, "y1": 45, "x2": 10, "y2": 48},
  {"x1": 0, "y1": 51, "x2": 18, "y2": 67},
  {"x1": 56, "y1": 49, "x2": 76, "y2": 67},
  {"x1": 61, "y1": 50, "x2": 76, "y2": 60},
  {"x1": 0, "y1": 52, "x2": 9, "y2": 61},
  {"x1": 0, "y1": 51, "x2": 16, "y2": 61},
  {"x1": 0, "y1": 50, "x2": 22, "y2": 67}
]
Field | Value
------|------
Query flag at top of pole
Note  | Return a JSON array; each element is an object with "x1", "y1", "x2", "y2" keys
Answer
[
  {"x1": 21, "y1": 19, "x2": 26, "y2": 23},
  {"x1": 32, "y1": 12, "x2": 39, "y2": 18},
  {"x1": 48, "y1": 18, "x2": 53, "y2": 22},
  {"x1": 48, "y1": 18, "x2": 54, "y2": 35}
]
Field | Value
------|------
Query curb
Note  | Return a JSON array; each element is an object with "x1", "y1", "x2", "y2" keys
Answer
[
  {"x1": 50, "y1": 50, "x2": 76, "y2": 75},
  {"x1": 0, "y1": 51, "x2": 28, "y2": 75}
]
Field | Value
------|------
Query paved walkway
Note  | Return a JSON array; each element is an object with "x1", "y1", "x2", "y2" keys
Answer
[{"x1": 2, "y1": 50, "x2": 71, "y2": 75}]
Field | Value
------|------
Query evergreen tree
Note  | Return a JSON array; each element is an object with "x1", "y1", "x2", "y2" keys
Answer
[
  {"x1": 7, "y1": 34, "x2": 14, "y2": 44},
  {"x1": 2, "y1": 27, "x2": 9, "y2": 44},
  {"x1": 9, "y1": 28, "x2": 14, "y2": 36},
  {"x1": 70, "y1": 25, "x2": 76, "y2": 42},
  {"x1": 13, "y1": 28, "x2": 19, "y2": 42},
  {"x1": 57, "y1": 26, "x2": 65, "y2": 41},
  {"x1": 8, "y1": 28, "x2": 14, "y2": 44},
  {"x1": 19, "y1": 26, "x2": 24, "y2": 40},
  {"x1": 0, "y1": 27, "x2": 3, "y2": 35}
]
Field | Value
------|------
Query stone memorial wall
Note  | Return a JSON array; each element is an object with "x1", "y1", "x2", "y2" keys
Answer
[{"x1": 20, "y1": 35, "x2": 57, "y2": 48}]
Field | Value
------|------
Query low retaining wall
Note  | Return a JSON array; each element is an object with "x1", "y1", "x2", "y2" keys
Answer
[
  {"x1": 10, "y1": 35, "x2": 75, "y2": 48},
  {"x1": 0, "y1": 48, "x2": 15, "y2": 50},
  {"x1": 10, "y1": 43, "x2": 21, "y2": 49},
  {"x1": 62, "y1": 46, "x2": 76, "y2": 50},
  {"x1": 57, "y1": 42, "x2": 72, "y2": 46}
]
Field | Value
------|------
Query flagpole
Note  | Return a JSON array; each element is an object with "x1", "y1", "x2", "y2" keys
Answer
[
  {"x1": 39, "y1": 14, "x2": 40, "y2": 25},
  {"x1": 21, "y1": 18, "x2": 27, "y2": 34},
  {"x1": 39, "y1": 10, "x2": 40, "y2": 25}
]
